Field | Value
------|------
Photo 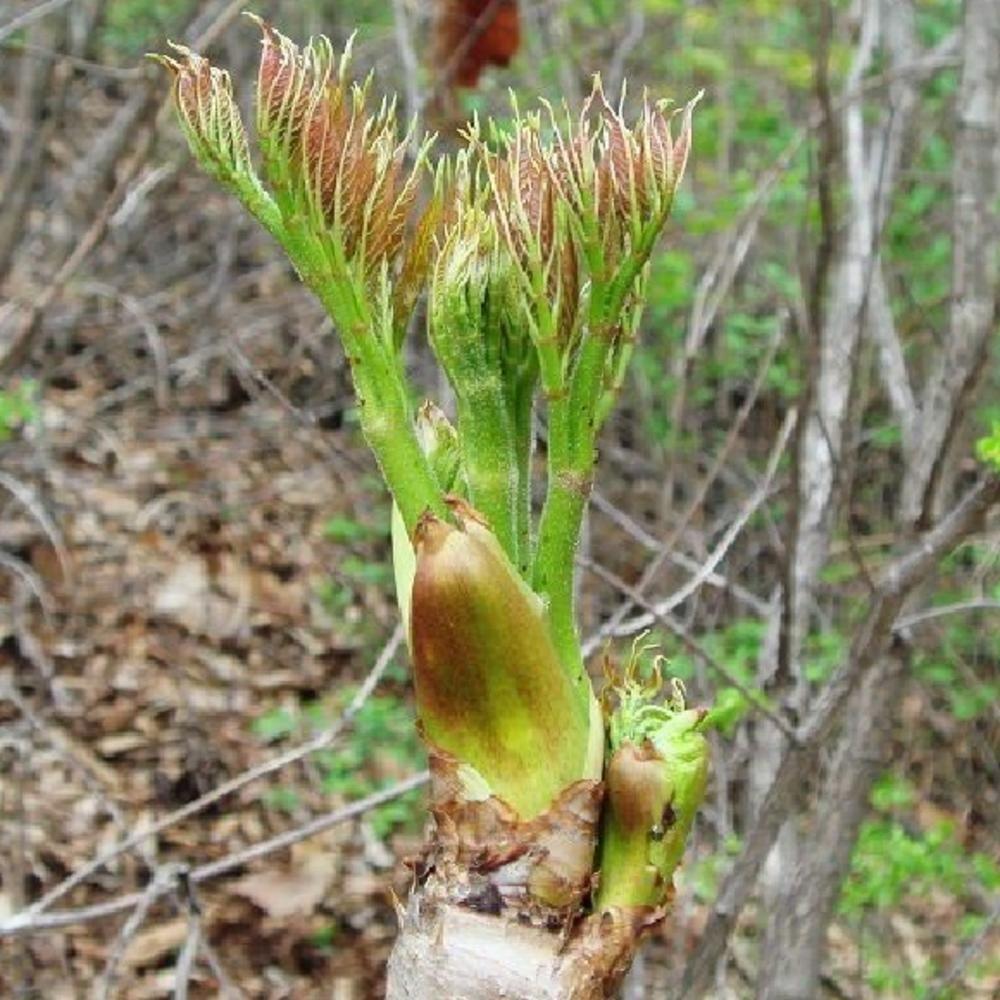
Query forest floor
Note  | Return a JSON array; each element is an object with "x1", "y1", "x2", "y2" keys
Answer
[{"x1": 2, "y1": 297, "x2": 996, "y2": 998}]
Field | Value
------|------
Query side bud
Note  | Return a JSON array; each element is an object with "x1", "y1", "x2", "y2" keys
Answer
[
  {"x1": 597, "y1": 647, "x2": 709, "y2": 909},
  {"x1": 635, "y1": 90, "x2": 702, "y2": 218},
  {"x1": 409, "y1": 499, "x2": 596, "y2": 819}
]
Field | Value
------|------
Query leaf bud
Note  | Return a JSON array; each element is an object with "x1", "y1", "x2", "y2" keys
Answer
[
  {"x1": 153, "y1": 44, "x2": 255, "y2": 189},
  {"x1": 409, "y1": 499, "x2": 594, "y2": 819},
  {"x1": 597, "y1": 641, "x2": 709, "y2": 908}
]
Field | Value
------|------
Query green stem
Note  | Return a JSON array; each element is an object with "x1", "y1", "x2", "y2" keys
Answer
[
  {"x1": 512, "y1": 380, "x2": 535, "y2": 578},
  {"x1": 455, "y1": 376, "x2": 519, "y2": 563},
  {"x1": 352, "y1": 345, "x2": 448, "y2": 532},
  {"x1": 310, "y1": 278, "x2": 445, "y2": 534},
  {"x1": 595, "y1": 818, "x2": 659, "y2": 909},
  {"x1": 532, "y1": 462, "x2": 591, "y2": 704}
]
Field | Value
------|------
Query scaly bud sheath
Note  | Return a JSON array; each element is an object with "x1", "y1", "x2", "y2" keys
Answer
[
  {"x1": 597, "y1": 649, "x2": 709, "y2": 908},
  {"x1": 410, "y1": 500, "x2": 597, "y2": 820}
]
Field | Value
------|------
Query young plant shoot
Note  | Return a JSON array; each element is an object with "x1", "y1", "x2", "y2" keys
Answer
[{"x1": 157, "y1": 19, "x2": 705, "y2": 997}]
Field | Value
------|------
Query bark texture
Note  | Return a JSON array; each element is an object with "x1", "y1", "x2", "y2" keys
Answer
[
  {"x1": 387, "y1": 900, "x2": 657, "y2": 1000},
  {"x1": 681, "y1": 476, "x2": 1000, "y2": 997},
  {"x1": 384, "y1": 749, "x2": 657, "y2": 998},
  {"x1": 756, "y1": 0, "x2": 921, "y2": 986},
  {"x1": 756, "y1": 1, "x2": 999, "y2": 994}
]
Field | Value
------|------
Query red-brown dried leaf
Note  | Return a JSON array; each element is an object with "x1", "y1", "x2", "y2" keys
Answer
[{"x1": 436, "y1": 0, "x2": 521, "y2": 88}]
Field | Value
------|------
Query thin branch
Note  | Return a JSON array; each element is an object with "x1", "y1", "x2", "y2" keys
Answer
[
  {"x1": 98, "y1": 865, "x2": 186, "y2": 1000},
  {"x1": 681, "y1": 474, "x2": 1000, "y2": 997},
  {"x1": 0, "y1": 770, "x2": 429, "y2": 937},
  {"x1": 579, "y1": 554, "x2": 798, "y2": 743},
  {"x1": 0, "y1": 471, "x2": 72, "y2": 588},
  {"x1": 8, "y1": 625, "x2": 403, "y2": 922},
  {"x1": 173, "y1": 909, "x2": 202, "y2": 1000},
  {"x1": 895, "y1": 599, "x2": 1000, "y2": 631},
  {"x1": 391, "y1": 0, "x2": 422, "y2": 128},
  {"x1": 0, "y1": 0, "x2": 73, "y2": 45},
  {"x1": 0, "y1": 550, "x2": 54, "y2": 619},
  {"x1": 597, "y1": 317, "x2": 787, "y2": 644},
  {"x1": 925, "y1": 897, "x2": 1000, "y2": 1000},
  {"x1": 653, "y1": 410, "x2": 796, "y2": 615},
  {"x1": 585, "y1": 495, "x2": 770, "y2": 629},
  {"x1": 0, "y1": 0, "x2": 248, "y2": 374},
  {"x1": 605, "y1": 0, "x2": 645, "y2": 97},
  {"x1": 589, "y1": 409, "x2": 796, "y2": 649}
]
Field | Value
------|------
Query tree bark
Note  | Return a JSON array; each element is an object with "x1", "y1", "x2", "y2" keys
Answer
[
  {"x1": 754, "y1": 654, "x2": 906, "y2": 1000},
  {"x1": 754, "y1": 1, "x2": 999, "y2": 994},
  {"x1": 681, "y1": 475, "x2": 1000, "y2": 998},
  {"x1": 384, "y1": 748, "x2": 656, "y2": 999},
  {"x1": 756, "y1": 0, "x2": 921, "y2": 990},
  {"x1": 387, "y1": 899, "x2": 653, "y2": 999}
]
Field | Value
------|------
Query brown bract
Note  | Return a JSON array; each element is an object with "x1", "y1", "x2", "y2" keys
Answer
[
  {"x1": 605, "y1": 741, "x2": 670, "y2": 835},
  {"x1": 419, "y1": 747, "x2": 603, "y2": 918}
]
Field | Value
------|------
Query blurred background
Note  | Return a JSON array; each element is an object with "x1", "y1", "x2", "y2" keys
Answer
[{"x1": 0, "y1": 0, "x2": 997, "y2": 997}]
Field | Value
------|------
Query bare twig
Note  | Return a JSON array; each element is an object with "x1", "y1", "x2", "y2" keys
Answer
[
  {"x1": 0, "y1": 471, "x2": 72, "y2": 587},
  {"x1": 585, "y1": 495, "x2": 770, "y2": 627},
  {"x1": 605, "y1": 0, "x2": 645, "y2": 97},
  {"x1": 173, "y1": 908, "x2": 202, "y2": 1000},
  {"x1": 0, "y1": 0, "x2": 73, "y2": 45},
  {"x1": 895, "y1": 599, "x2": 1000, "y2": 631},
  {"x1": 681, "y1": 474, "x2": 1000, "y2": 997},
  {"x1": 597, "y1": 319, "x2": 787, "y2": 645},
  {"x1": 588, "y1": 409, "x2": 796, "y2": 649},
  {"x1": 6, "y1": 625, "x2": 403, "y2": 923},
  {"x1": 0, "y1": 0, "x2": 248, "y2": 375},
  {"x1": 0, "y1": 550, "x2": 54, "y2": 619},
  {"x1": 0, "y1": 769, "x2": 429, "y2": 937},
  {"x1": 925, "y1": 897, "x2": 1000, "y2": 1000},
  {"x1": 579, "y1": 554, "x2": 799, "y2": 743},
  {"x1": 98, "y1": 864, "x2": 188, "y2": 1000},
  {"x1": 391, "y1": 0, "x2": 422, "y2": 128}
]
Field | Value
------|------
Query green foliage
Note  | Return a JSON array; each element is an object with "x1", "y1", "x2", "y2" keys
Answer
[
  {"x1": 252, "y1": 689, "x2": 426, "y2": 837},
  {"x1": 839, "y1": 771, "x2": 999, "y2": 995},
  {"x1": 915, "y1": 651, "x2": 997, "y2": 723},
  {"x1": 323, "y1": 515, "x2": 381, "y2": 544},
  {"x1": 687, "y1": 834, "x2": 743, "y2": 903},
  {"x1": 976, "y1": 419, "x2": 1000, "y2": 471},
  {"x1": 0, "y1": 381, "x2": 38, "y2": 442},
  {"x1": 102, "y1": 0, "x2": 198, "y2": 54},
  {"x1": 252, "y1": 706, "x2": 297, "y2": 742}
]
